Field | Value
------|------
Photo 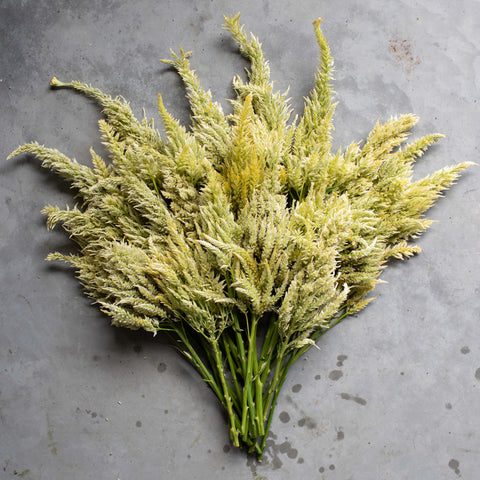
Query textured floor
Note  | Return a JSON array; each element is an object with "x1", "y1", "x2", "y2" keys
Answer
[{"x1": 1, "y1": 1, "x2": 479, "y2": 479}]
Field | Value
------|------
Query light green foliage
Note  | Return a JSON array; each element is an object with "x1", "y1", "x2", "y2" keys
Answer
[{"x1": 9, "y1": 14, "x2": 472, "y2": 456}]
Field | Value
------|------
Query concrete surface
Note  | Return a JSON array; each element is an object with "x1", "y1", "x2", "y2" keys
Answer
[{"x1": 1, "y1": 1, "x2": 479, "y2": 479}]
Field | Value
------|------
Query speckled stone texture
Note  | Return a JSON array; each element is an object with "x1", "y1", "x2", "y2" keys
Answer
[{"x1": 1, "y1": 1, "x2": 479, "y2": 479}]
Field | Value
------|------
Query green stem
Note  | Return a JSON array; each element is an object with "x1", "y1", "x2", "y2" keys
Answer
[
  {"x1": 211, "y1": 338, "x2": 240, "y2": 447},
  {"x1": 258, "y1": 316, "x2": 280, "y2": 388},
  {"x1": 222, "y1": 332, "x2": 242, "y2": 408},
  {"x1": 258, "y1": 345, "x2": 293, "y2": 458},
  {"x1": 241, "y1": 313, "x2": 259, "y2": 438},
  {"x1": 232, "y1": 312, "x2": 247, "y2": 378},
  {"x1": 254, "y1": 370, "x2": 264, "y2": 436},
  {"x1": 250, "y1": 319, "x2": 264, "y2": 436},
  {"x1": 173, "y1": 325, "x2": 224, "y2": 405}
]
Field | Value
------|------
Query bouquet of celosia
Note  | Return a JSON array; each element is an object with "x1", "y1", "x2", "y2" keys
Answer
[{"x1": 9, "y1": 14, "x2": 471, "y2": 457}]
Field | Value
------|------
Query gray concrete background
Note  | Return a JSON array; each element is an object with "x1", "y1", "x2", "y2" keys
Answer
[{"x1": 1, "y1": 1, "x2": 479, "y2": 479}]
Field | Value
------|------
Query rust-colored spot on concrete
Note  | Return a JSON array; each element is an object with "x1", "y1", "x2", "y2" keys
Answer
[{"x1": 389, "y1": 38, "x2": 420, "y2": 73}]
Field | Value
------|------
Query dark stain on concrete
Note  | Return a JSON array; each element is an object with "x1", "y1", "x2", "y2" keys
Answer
[
  {"x1": 249, "y1": 430, "x2": 300, "y2": 472},
  {"x1": 329, "y1": 370, "x2": 343, "y2": 381},
  {"x1": 292, "y1": 383, "x2": 302, "y2": 393},
  {"x1": 136, "y1": 420, "x2": 142, "y2": 427},
  {"x1": 475, "y1": 368, "x2": 480, "y2": 380},
  {"x1": 336, "y1": 428, "x2": 344, "y2": 440},
  {"x1": 278, "y1": 440, "x2": 297, "y2": 459},
  {"x1": 297, "y1": 416, "x2": 317, "y2": 429},
  {"x1": 157, "y1": 362, "x2": 167, "y2": 373},
  {"x1": 336, "y1": 354, "x2": 348, "y2": 367},
  {"x1": 353, "y1": 396, "x2": 367, "y2": 406},
  {"x1": 315, "y1": 374, "x2": 321, "y2": 380},
  {"x1": 279, "y1": 411, "x2": 290, "y2": 423},
  {"x1": 460, "y1": 346, "x2": 470, "y2": 354},
  {"x1": 284, "y1": 394, "x2": 318, "y2": 430},
  {"x1": 340, "y1": 392, "x2": 367, "y2": 405},
  {"x1": 448, "y1": 458, "x2": 461, "y2": 476}
]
